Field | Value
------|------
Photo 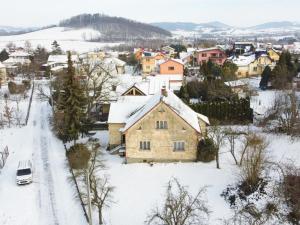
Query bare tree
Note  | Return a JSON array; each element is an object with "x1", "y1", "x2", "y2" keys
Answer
[
  {"x1": 3, "y1": 97, "x2": 14, "y2": 128},
  {"x1": 239, "y1": 134, "x2": 269, "y2": 191},
  {"x1": 80, "y1": 58, "x2": 118, "y2": 121},
  {"x1": 224, "y1": 128, "x2": 243, "y2": 165},
  {"x1": 209, "y1": 125, "x2": 225, "y2": 169},
  {"x1": 24, "y1": 40, "x2": 32, "y2": 53},
  {"x1": 75, "y1": 143, "x2": 114, "y2": 225},
  {"x1": 264, "y1": 91, "x2": 300, "y2": 136},
  {"x1": 146, "y1": 178, "x2": 209, "y2": 225}
]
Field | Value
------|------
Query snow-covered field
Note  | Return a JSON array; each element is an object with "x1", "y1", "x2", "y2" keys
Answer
[
  {"x1": 0, "y1": 27, "x2": 121, "y2": 53},
  {"x1": 0, "y1": 82, "x2": 87, "y2": 225}
]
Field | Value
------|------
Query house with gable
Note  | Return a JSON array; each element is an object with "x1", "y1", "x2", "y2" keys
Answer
[
  {"x1": 108, "y1": 88, "x2": 209, "y2": 163},
  {"x1": 195, "y1": 47, "x2": 227, "y2": 65}
]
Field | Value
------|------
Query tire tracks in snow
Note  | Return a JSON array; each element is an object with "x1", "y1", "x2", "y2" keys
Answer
[{"x1": 36, "y1": 103, "x2": 59, "y2": 225}]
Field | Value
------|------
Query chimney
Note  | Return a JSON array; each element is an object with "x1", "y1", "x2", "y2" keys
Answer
[{"x1": 161, "y1": 85, "x2": 168, "y2": 97}]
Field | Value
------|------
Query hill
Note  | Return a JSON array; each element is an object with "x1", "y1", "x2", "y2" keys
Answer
[
  {"x1": 59, "y1": 14, "x2": 172, "y2": 41},
  {"x1": 151, "y1": 21, "x2": 231, "y2": 31}
]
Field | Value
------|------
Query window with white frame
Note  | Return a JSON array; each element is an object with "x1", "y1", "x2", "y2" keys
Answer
[
  {"x1": 140, "y1": 141, "x2": 151, "y2": 150},
  {"x1": 156, "y1": 121, "x2": 168, "y2": 129},
  {"x1": 173, "y1": 141, "x2": 185, "y2": 151}
]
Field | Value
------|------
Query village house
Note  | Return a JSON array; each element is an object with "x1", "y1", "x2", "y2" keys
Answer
[
  {"x1": 230, "y1": 54, "x2": 275, "y2": 78},
  {"x1": 233, "y1": 42, "x2": 255, "y2": 55},
  {"x1": 161, "y1": 46, "x2": 176, "y2": 57},
  {"x1": 224, "y1": 80, "x2": 247, "y2": 98},
  {"x1": 3, "y1": 51, "x2": 31, "y2": 67},
  {"x1": 44, "y1": 54, "x2": 80, "y2": 74},
  {"x1": 195, "y1": 47, "x2": 227, "y2": 65},
  {"x1": 0, "y1": 62, "x2": 7, "y2": 86},
  {"x1": 159, "y1": 58, "x2": 184, "y2": 75},
  {"x1": 267, "y1": 48, "x2": 281, "y2": 62},
  {"x1": 141, "y1": 55, "x2": 156, "y2": 74},
  {"x1": 108, "y1": 88, "x2": 209, "y2": 163}
]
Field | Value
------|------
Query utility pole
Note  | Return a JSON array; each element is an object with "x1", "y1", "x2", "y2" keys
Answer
[
  {"x1": 49, "y1": 71, "x2": 55, "y2": 114},
  {"x1": 86, "y1": 168, "x2": 93, "y2": 225}
]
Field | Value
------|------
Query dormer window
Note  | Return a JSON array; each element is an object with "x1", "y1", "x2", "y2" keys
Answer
[{"x1": 156, "y1": 121, "x2": 168, "y2": 129}]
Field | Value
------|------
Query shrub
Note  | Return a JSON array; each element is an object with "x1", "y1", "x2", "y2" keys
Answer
[
  {"x1": 22, "y1": 80, "x2": 31, "y2": 90},
  {"x1": 66, "y1": 144, "x2": 91, "y2": 169},
  {"x1": 284, "y1": 175, "x2": 300, "y2": 224},
  {"x1": 8, "y1": 81, "x2": 26, "y2": 94},
  {"x1": 197, "y1": 138, "x2": 217, "y2": 162}
]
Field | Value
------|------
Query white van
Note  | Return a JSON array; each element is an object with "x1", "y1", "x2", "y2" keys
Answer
[{"x1": 16, "y1": 160, "x2": 33, "y2": 185}]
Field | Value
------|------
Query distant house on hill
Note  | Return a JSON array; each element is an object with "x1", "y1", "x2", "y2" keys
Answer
[
  {"x1": 195, "y1": 47, "x2": 227, "y2": 65},
  {"x1": 108, "y1": 88, "x2": 209, "y2": 163}
]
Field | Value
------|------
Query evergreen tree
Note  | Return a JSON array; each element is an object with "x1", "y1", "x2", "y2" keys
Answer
[
  {"x1": 259, "y1": 66, "x2": 271, "y2": 90},
  {"x1": 221, "y1": 61, "x2": 238, "y2": 81},
  {"x1": 51, "y1": 40, "x2": 62, "y2": 55},
  {"x1": 0, "y1": 49, "x2": 9, "y2": 62},
  {"x1": 60, "y1": 52, "x2": 87, "y2": 144}
]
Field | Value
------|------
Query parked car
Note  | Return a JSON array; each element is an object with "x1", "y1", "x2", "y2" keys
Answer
[{"x1": 16, "y1": 160, "x2": 33, "y2": 185}]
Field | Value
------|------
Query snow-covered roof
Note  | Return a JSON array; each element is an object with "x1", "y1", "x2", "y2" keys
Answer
[
  {"x1": 158, "y1": 58, "x2": 184, "y2": 66},
  {"x1": 104, "y1": 57, "x2": 126, "y2": 67},
  {"x1": 9, "y1": 51, "x2": 30, "y2": 57},
  {"x1": 196, "y1": 46, "x2": 224, "y2": 53},
  {"x1": 231, "y1": 54, "x2": 256, "y2": 66},
  {"x1": 121, "y1": 90, "x2": 209, "y2": 133},
  {"x1": 108, "y1": 101, "x2": 145, "y2": 124},
  {"x1": 48, "y1": 55, "x2": 79, "y2": 64},
  {"x1": 116, "y1": 74, "x2": 180, "y2": 97},
  {"x1": 224, "y1": 80, "x2": 246, "y2": 87}
]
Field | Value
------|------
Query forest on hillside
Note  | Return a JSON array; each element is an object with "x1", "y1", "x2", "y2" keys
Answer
[{"x1": 59, "y1": 14, "x2": 172, "y2": 41}]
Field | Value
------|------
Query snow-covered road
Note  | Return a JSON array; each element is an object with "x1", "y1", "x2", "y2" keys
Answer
[{"x1": 0, "y1": 82, "x2": 87, "y2": 225}]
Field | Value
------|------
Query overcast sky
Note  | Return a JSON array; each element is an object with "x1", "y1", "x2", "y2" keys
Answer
[{"x1": 1, "y1": 0, "x2": 300, "y2": 27}]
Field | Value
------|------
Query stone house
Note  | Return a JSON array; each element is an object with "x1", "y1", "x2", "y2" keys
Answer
[{"x1": 108, "y1": 89, "x2": 209, "y2": 163}]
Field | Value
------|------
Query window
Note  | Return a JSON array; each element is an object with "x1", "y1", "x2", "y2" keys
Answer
[
  {"x1": 146, "y1": 58, "x2": 150, "y2": 62},
  {"x1": 168, "y1": 66, "x2": 175, "y2": 71},
  {"x1": 140, "y1": 141, "x2": 150, "y2": 150},
  {"x1": 253, "y1": 67, "x2": 257, "y2": 72},
  {"x1": 156, "y1": 121, "x2": 168, "y2": 129},
  {"x1": 173, "y1": 142, "x2": 185, "y2": 151},
  {"x1": 146, "y1": 66, "x2": 150, "y2": 69},
  {"x1": 211, "y1": 53, "x2": 217, "y2": 57},
  {"x1": 202, "y1": 53, "x2": 207, "y2": 57}
]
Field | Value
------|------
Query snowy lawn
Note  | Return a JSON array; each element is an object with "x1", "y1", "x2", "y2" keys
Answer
[{"x1": 83, "y1": 127, "x2": 300, "y2": 225}]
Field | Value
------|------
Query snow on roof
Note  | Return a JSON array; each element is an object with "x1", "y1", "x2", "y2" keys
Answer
[
  {"x1": 122, "y1": 90, "x2": 209, "y2": 133},
  {"x1": 48, "y1": 55, "x2": 79, "y2": 64},
  {"x1": 224, "y1": 80, "x2": 246, "y2": 87},
  {"x1": 104, "y1": 57, "x2": 126, "y2": 67},
  {"x1": 116, "y1": 74, "x2": 174, "y2": 97},
  {"x1": 9, "y1": 51, "x2": 30, "y2": 57},
  {"x1": 108, "y1": 101, "x2": 145, "y2": 124},
  {"x1": 158, "y1": 58, "x2": 184, "y2": 66},
  {"x1": 196, "y1": 47, "x2": 223, "y2": 53},
  {"x1": 231, "y1": 54, "x2": 256, "y2": 66}
]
